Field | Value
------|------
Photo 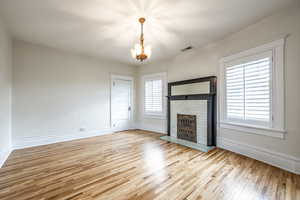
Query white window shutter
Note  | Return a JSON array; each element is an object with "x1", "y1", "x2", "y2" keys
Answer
[
  {"x1": 244, "y1": 58, "x2": 271, "y2": 122},
  {"x1": 225, "y1": 56, "x2": 272, "y2": 126},
  {"x1": 145, "y1": 79, "x2": 163, "y2": 114}
]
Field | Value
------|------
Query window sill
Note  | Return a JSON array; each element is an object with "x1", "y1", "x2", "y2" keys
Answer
[{"x1": 219, "y1": 121, "x2": 286, "y2": 139}]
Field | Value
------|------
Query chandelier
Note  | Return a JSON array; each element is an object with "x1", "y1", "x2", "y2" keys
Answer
[{"x1": 131, "y1": 17, "x2": 151, "y2": 62}]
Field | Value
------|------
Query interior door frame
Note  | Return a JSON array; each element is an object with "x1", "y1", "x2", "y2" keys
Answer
[{"x1": 110, "y1": 74, "x2": 134, "y2": 131}]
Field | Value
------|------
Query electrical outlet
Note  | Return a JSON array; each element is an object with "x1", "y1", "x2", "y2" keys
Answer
[{"x1": 79, "y1": 128, "x2": 86, "y2": 132}]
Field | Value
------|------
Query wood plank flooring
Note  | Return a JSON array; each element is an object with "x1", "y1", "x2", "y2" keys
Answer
[{"x1": 0, "y1": 130, "x2": 299, "y2": 200}]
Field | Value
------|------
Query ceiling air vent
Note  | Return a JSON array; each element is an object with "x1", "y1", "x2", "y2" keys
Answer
[{"x1": 181, "y1": 46, "x2": 193, "y2": 52}]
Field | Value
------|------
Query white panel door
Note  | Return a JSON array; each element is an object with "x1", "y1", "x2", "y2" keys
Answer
[{"x1": 111, "y1": 78, "x2": 132, "y2": 131}]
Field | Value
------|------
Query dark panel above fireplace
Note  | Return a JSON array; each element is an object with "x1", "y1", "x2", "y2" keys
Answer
[{"x1": 177, "y1": 114, "x2": 197, "y2": 143}]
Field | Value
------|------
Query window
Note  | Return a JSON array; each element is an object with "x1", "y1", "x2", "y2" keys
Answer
[
  {"x1": 225, "y1": 52, "x2": 272, "y2": 127},
  {"x1": 219, "y1": 39, "x2": 286, "y2": 138},
  {"x1": 145, "y1": 79, "x2": 162, "y2": 113},
  {"x1": 143, "y1": 73, "x2": 166, "y2": 117}
]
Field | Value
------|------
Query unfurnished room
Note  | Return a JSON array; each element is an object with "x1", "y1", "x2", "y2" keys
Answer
[{"x1": 0, "y1": 0, "x2": 300, "y2": 199}]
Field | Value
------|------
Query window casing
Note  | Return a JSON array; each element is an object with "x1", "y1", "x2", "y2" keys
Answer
[{"x1": 219, "y1": 38, "x2": 286, "y2": 138}]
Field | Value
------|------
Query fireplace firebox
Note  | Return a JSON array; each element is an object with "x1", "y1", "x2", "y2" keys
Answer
[{"x1": 177, "y1": 114, "x2": 197, "y2": 143}]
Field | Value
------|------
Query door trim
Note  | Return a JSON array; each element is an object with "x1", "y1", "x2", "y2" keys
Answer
[{"x1": 110, "y1": 74, "x2": 134, "y2": 131}]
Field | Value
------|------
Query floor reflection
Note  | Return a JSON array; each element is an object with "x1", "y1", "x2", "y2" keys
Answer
[{"x1": 142, "y1": 143, "x2": 168, "y2": 184}]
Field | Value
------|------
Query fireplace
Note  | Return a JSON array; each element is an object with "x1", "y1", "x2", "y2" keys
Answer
[
  {"x1": 177, "y1": 114, "x2": 197, "y2": 143},
  {"x1": 160, "y1": 76, "x2": 217, "y2": 152}
]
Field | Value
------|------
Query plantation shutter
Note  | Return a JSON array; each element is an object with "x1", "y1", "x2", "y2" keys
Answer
[
  {"x1": 145, "y1": 79, "x2": 163, "y2": 114},
  {"x1": 225, "y1": 51, "x2": 272, "y2": 126}
]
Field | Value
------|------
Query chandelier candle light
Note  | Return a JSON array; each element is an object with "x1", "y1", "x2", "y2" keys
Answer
[{"x1": 131, "y1": 17, "x2": 151, "y2": 62}]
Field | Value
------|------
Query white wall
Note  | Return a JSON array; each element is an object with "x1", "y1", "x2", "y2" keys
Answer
[
  {"x1": 0, "y1": 18, "x2": 12, "y2": 166},
  {"x1": 137, "y1": 5, "x2": 300, "y2": 168},
  {"x1": 12, "y1": 41, "x2": 138, "y2": 148}
]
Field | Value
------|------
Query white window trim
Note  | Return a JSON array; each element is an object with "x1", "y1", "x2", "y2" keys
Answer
[
  {"x1": 219, "y1": 38, "x2": 286, "y2": 139},
  {"x1": 142, "y1": 72, "x2": 167, "y2": 119}
]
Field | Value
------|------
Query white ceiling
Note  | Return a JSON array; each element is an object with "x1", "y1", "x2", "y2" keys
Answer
[{"x1": 0, "y1": 0, "x2": 297, "y2": 65}]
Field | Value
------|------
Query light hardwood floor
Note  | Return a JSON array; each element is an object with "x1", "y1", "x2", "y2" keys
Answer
[{"x1": 0, "y1": 130, "x2": 299, "y2": 200}]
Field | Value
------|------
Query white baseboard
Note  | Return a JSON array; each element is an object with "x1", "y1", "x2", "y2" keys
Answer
[
  {"x1": 217, "y1": 137, "x2": 300, "y2": 175},
  {"x1": 136, "y1": 123, "x2": 167, "y2": 134},
  {"x1": 0, "y1": 148, "x2": 12, "y2": 168},
  {"x1": 13, "y1": 129, "x2": 116, "y2": 150}
]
